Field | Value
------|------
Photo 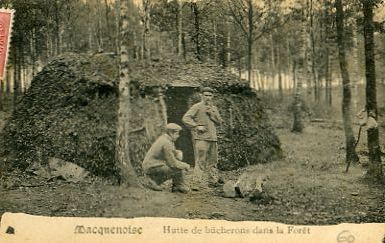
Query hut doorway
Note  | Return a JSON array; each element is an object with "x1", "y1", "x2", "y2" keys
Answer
[{"x1": 165, "y1": 86, "x2": 197, "y2": 166}]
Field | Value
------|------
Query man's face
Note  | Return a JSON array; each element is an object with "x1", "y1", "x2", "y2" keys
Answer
[
  {"x1": 201, "y1": 91, "x2": 213, "y2": 104},
  {"x1": 169, "y1": 131, "x2": 180, "y2": 141}
]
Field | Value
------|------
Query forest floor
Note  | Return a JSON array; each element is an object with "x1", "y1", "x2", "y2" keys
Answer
[{"x1": 1, "y1": 104, "x2": 384, "y2": 225}]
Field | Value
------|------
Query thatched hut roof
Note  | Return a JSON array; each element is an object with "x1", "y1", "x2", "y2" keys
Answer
[{"x1": 0, "y1": 53, "x2": 281, "y2": 178}]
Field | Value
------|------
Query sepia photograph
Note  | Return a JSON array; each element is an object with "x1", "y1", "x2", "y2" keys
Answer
[{"x1": 0, "y1": 0, "x2": 384, "y2": 242}]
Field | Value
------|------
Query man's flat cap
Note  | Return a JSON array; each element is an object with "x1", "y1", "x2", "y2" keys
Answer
[
  {"x1": 200, "y1": 87, "x2": 215, "y2": 93},
  {"x1": 166, "y1": 123, "x2": 182, "y2": 131}
]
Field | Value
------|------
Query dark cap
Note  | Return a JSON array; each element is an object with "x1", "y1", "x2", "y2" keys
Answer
[{"x1": 200, "y1": 87, "x2": 215, "y2": 93}]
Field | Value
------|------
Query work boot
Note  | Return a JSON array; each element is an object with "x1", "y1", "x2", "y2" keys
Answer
[
  {"x1": 144, "y1": 177, "x2": 163, "y2": 191},
  {"x1": 172, "y1": 184, "x2": 190, "y2": 193},
  {"x1": 171, "y1": 169, "x2": 190, "y2": 193}
]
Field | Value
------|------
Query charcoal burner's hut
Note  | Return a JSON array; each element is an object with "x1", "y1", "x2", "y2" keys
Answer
[{"x1": 1, "y1": 53, "x2": 282, "y2": 178}]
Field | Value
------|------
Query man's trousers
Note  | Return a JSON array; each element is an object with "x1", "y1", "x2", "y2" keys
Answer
[
  {"x1": 145, "y1": 164, "x2": 185, "y2": 186},
  {"x1": 192, "y1": 140, "x2": 219, "y2": 186}
]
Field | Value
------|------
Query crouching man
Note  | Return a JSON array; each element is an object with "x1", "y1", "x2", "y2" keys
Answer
[{"x1": 142, "y1": 123, "x2": 191, "y2": 193}]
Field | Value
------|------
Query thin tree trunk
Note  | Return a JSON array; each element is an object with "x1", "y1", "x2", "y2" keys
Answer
[
  {"x1": 5, "y1": 64, "x2": 11, "y2": 94},
  {"x1": 141, "y1": 0, "x2": 151, "y2": 62},
  {"x1": 286, "y1": 39, "x2": 292, "y2": 93},
  {"x1": 104, "y1": 0, "x2": 111, "y2": 50},
  {"x1": 192, "y1": 2, "x2": 201, "y2": 61},
  {"x1": 97, "y1": 2, "x2": 104, "y2": 52},
  {"x1": 328, "y1": 61, "x2": 332, "y2": 105},
  {"x1": 277, "y1": 43, "x2": 283, "y2": 99},
  {"x1": 335, "y1": 0, "x2": 359, "y2": 165},
  {"x1": 325, "y1": 48, "x2": 329, "y2": 103},
  {"x1": 13, "y1": 51, "x2": 19, "y2": 111},
  {"x1": 309, "y1": 0, "x2": 318, "y2": 101},
  {"x1": 362, "y1": 0, "x2": 383, "y2": 180},
  {"x1": 115, "y1": 0, "x2": 120, "y2": 54},
  {"x1": 31, "y1": 29, "x2": 37, "y2": 77},
  {"x1": 177, "y1": 0, "x2": 183, "y2": 58},
  {"x1": 54, "y1": 0, "x2": 61, "y2": 55},
  {"x1": 292, "y1": 59, "x2": 296, "y2": 95},
  {"x1": 292, "y1": 9, "x2": 307, "y2": 133},
  {"x1": 270, "y1": 33, "x2": 276, "y2": 92},
  {"x1": 247, "y1": 0, "x2": 253, "y2": 85},
  {"x1": 304, "y1": 0, "x2": 311, "y2": 97},
  {"x1": 237, "y1": 55, "x2": 241, "y2": 80},
  {"x1": 292, "y1": 60, "x2": 303, "y2": 133},
  {"x1": 226, "y1": 19, "x2": 231, "y2": 69},
  {"x1": 182, "y1": 32, "x2": 186, "y2": 60},
  {"x1": 351, "y1": 24, "x2": 360, "y2": 114},
  {"x1": 116, "y1": 0, "x2": 140, "y2": 186},
  {"x1": 213, "y1": 20, "x2": 217, "y2": 63}
]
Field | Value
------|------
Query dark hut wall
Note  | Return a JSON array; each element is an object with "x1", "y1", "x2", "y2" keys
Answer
[
  {"x1": 215, "y1": 91, "x2": 282, "y2": 170},
  {"x1": 0, "y1": 55, "x2": 122, "y2": 177}
]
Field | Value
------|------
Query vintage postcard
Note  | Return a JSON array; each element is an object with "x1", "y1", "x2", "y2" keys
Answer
[
  {"x1": 0, "y1": 8, "x2": 13, "y2": 79},
  {"x1": 0, "y1": 0, "x2": 384, "y2": 242}
]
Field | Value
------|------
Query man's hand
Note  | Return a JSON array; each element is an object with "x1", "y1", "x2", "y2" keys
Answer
[
  {"x1": 196, "y1": 125, "x2": 206, "y2": 133},
  {"x1": 206, "y1": 106, "x2": 214, "y2": 116},
  {"x1": 179, "y1": 162, "x2": 190, "y2": 171}
]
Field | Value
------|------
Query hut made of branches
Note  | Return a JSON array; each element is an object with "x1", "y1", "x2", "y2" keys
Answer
[{"x1": 0, "y1": 53, "x2": 282, "y2": 178}]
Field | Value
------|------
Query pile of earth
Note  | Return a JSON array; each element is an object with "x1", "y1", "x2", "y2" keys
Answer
[{"x1": 0, "y1": 53, "x2": 282, "y2": 179}]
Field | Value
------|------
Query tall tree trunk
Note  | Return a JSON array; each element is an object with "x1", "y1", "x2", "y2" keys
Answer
[
  {"x1": 304, "y1": 0, "x2": 312, "y2": 97},
  {"x1": 335, "y1": 0, "x2": 359, "y2": 166},
  {"x1": 361, "y1": 0, "x2": 383, "y2": 180},
  {"x1": 54, "y1": 0, "x2": 61, "y2": 55},
  {"x1": 237, "y1": 54, "x2": 241, "y2": 80},
  {"x1": 213, "y1": 20, "x2": 218, "y2": 63},
  {"x1": 351, "y1": 23, "x2": 360, "y2": 114},
  {"x1": 286, "y1": 39, "x2": 293, "y2": 93},
  {"x1": 5, "y1": 64, "x2": 11, "y2": 94},
  {"x1": 141, "y1": 0, "x2": 151, "y2": 62},
  {"x1": 324, "y1": 2, "x2": 332, "y2": 106},
  {"x1": 182, "y1": 32, "x2": 186, "y2": 60},
  {"x1": 277, "y1": 42, "x2": 283, "y2": 99},
  {"x1": 115, "y1": 0, "x2": 121, "y2": 54},
  {"x1": 226, "y1": 19, "x2": 231, "y2": 69},
  {"x1": 292, "y1": 59, "x2": 296, "y2": 95},
  {"x1": 309, "y1": 0, "x2": 318, "y2": 101},
  {"x1": 116, "y1": 0, "x2": 140, "y2": 186},
  {"x1": 192, "y1": 2, "x2": 201, "y2": 61},
  {"x1": 177, "y1": 0, "x2": 183, "y2": 58},
  {"x1": 97, "y1": 1, "x2": 104, "y2": 52},
  {"x1": 104, "y1": 0, "x2": 111, "y2": 51},
  {"x1": 31, "y1": 28, "x2": 37, "y2": 77},
  {"x1": 292, "y1": 60, "x2": 303, "y2": 133},
  {"x1": 325, "y1": 47, "x2": 331, "y2": 105},
  {"x1": 13, "y1": 50, "x2": 19, "y2": 111},
  {"x1": 292, "y1": 9, "x2": 307, "y2": 133},
  {"x1": 270, "y1": 33, "x2": 276, "y2": 92},
  {"x1": 247, "y1": 0, "x2": 253, "y2": 85}
]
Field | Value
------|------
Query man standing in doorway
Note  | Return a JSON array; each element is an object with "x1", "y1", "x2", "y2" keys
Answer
[{"x1": 182, "y1": 87, "x2": 223, "y2": 188}]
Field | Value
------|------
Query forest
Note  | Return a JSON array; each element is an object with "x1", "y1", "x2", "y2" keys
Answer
[{"x1": 0, "y1": 0, "x2": 384, "y2": 225}]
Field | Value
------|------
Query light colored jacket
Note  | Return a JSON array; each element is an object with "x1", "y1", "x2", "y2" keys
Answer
[
  {"x1": 182, "y1": 101, "x2": 222, "y2": 141},
  {"x1": 142, "y1": 134, "x2": 186, "y2": 171}
]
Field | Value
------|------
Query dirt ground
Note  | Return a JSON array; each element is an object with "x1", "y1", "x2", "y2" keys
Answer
[{"x1": 1, "y1": 109, "x2": 384, "y2": 225}]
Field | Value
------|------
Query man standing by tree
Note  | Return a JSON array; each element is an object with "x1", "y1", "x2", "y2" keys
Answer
[
  {"x1": 182, "y1": 87, "x2": 223, "y2": 189},
  {"x1": 142, "y1": 123, "x2": 191, "y2": 193}
]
